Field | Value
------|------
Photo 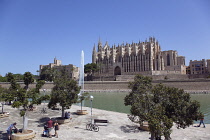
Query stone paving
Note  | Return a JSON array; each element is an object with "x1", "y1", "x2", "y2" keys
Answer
[{"x1": 0, "y1": 104, "x2": 210, "y2": 140}]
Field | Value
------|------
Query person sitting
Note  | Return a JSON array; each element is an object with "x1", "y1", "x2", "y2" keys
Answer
[
  {"x1": 43, "y1": 125, "x2": 49, "y2": 137},
  {"x1": 65, "y1": 112, "x2": 70, "y2": 119},
  {"x1": 65, "y1": 112, "x2": 68, "y2": 119},
  {"x1": 29, "y1": 104, "x2": 33, "y2": 111},
  {"x1": 67, "y1": 112, "x2": 70, "y2": 119},
  {"x1": 7, "y1": 122, "x2": 17, "y2": 140}
]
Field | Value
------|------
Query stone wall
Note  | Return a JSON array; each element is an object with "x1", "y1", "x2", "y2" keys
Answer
[
  {"x1": 0, "y1": 82, "x2": 54, "y2": 90},
  {"x1": 1, "y1": 79, "x2": 210, "y2": 93}
]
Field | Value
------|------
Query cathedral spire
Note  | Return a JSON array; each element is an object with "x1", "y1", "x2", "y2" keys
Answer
[
  {"x1": 93, "y1": 44, "x2": 96, "y2": 51},
  {"x1": 92, "y1": 44, "x2": 97, "y2": 63},
  {"x1": 98, "y1": 37, "x2": 102, "y2": 52},
  {"x1": 98, "y1": 37, "x2": 102, "y2": 45}
]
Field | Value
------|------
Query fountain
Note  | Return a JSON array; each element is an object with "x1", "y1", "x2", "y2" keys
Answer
[
  {"x1": 77, "y1": 50, "x2": 88, "y2": 115},
  {"x1": 79, "y1": 50, "x2": 84, "y2": 95}
]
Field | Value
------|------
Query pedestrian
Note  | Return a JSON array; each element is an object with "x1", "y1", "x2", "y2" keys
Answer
[
  {"x1": 47, "y1": 118, "x2": 54, "y2": 138},
  {"x1": 65, "y1": 111, "x2": 70, "y2": 119},
  {"x1": 7, "y1": 122, "x2": 17, "y2": 140},
  {"x1": 54, "y1": 120, "x2": 59, "y2": 138},
  {"x1": 65, "y1": 111, "x2": 68, "y2": 119},
  {"x1": 197, "y1": 115, "x2": 205, "y2": 128},
  {"x1": 67, "y1": 111, "x2": 70, "y2": 119}
]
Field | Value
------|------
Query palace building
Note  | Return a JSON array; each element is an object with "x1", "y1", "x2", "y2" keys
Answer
[
  {"x1": 39, "y1": 58, "x2": 79, "y2": 80},
  {"x1": 92, "y1": 37, "x2": 186, "y2": 78}
]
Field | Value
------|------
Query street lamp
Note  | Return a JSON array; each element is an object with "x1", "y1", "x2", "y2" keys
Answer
[
  {"x1": 90, "y1": 95, "x2": 94, "y2": 124},
  {"x1": 78, "y1": 93, "x2": 82, "y2": 111},
  {"x1": 43, "y1": 89, "x2": 46, "y2": 105},
  {"x1": 43, "y1": 89, "x2": 46, "y2": 111}
]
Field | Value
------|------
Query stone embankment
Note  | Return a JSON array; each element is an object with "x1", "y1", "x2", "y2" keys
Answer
[{"x1": 1, "y1": 79, "x2": 210, "y2": 93}]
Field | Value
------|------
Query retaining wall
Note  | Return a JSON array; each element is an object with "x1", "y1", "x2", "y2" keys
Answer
[{"x1": 1, "y1": 79, "x2": 210, "y2": 93}]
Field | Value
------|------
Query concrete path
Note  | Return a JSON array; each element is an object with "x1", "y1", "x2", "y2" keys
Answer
[{"x1": 0, "y1": 104, "x2": 210, "y2": 140}]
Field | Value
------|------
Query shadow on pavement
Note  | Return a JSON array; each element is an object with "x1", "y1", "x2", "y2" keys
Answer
[
  {"x1": 120, "y1": 125, "x2": 143, "y2": 133},
  {"x1": 0, "y1": 131, "x2": 7, "y2": 140},
  {"x1": 36, "y1": 117, "x2": 50, "y2": 127}
]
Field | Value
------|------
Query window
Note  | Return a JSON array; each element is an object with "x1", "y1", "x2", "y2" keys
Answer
[{"x1": 167, "y1": 54, "x2": 170, "y2": 66}]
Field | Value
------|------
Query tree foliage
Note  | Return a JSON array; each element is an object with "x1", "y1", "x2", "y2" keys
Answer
[
  {"x1": 0, "y1": 76, "x2": 7, "y2": 82},
  {"x1": 124, "y1": 75, "x2": 202, "y2": 140},
  {"x1": 6, "y1": 72, "x2": 15, "y2": 82},
  {"x1": 3, "y1": 72, "x2": 46, "y2": 131},
  {"x1": 10, "y1": 72, "x2": 46, "y2": 115},
  {"x1": 39, "y1": 66, "x2": 55, "y2": 82},
  {"x1": 0, "y1": 73, "x2": 25, "y2": 82},
  {"x1": 23, "y1": 72, "x2": 34, "y2": 89},
  {"x1": 0, "y1": 85, "x2": 6, "y2": 102},
  {"x1": 77, "y1": 92, "x2": 90, "y2": 111},
  {"x1": 48, "y1": 68, "x2": 80, "y2": 118},
  {"x1": 84, "y1": 63, "x2": 98, "y2": 74}
]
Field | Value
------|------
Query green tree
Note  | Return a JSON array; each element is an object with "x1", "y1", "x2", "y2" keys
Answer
[
  {"x1": 124, "y1": 75, "x2": 202, "y2": 140},
  {"x1": 0, "y1": 85, "x2": 7, "y2": 113},
  {"x1": 84, "y1": 63, "x2": 98, "y2": 74},
  {"x1": 77, "y1": 92, "x2": 89, "y2": 111},
  {"x1": 0, "y1": 75, "x2": 7, "y2": 82},
  {"x1": 1, "y1": 73, "x2": 24, "y2": 82},
  {"x1": 14, "y1": 74, "x2": 24, "y2": 81},
  {"x1": 6, "y1": 72, "x2": 15, "y2": 82},
  {"x1": 48, "y1": 68, "x2": 80, "y2": 118},
  {"x1": 3, "y1": 73, "x2": 20, "y2": 104},
  {"x1": 23, "y1": 72, "x2": 34, "y2": 89},
  {"x1": 39, "y1": 67, "x2": 55, "y2": 82},
  {"x1": 5, "y1": 73, "x2": 46, "y2": 132}
]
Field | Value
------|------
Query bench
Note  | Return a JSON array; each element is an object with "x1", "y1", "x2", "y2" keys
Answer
[{"x1": 94, "y1": 119, "x2": 109, "y2": 124}]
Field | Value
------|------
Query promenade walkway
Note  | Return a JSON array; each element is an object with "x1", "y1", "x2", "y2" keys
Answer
[{"x1": 1, "y1": 104, "x2": 210, "y2": 140}]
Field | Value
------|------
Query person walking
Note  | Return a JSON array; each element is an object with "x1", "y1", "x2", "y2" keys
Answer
[
  {"x1": 47, "y1": 118, "x2": 54, "y2": 138},
  {"x1": 7, "y1": 122, "x2": 17, "y2": 140},
  {"x1": 197, "y1": 115, "x2": 205, "y2": 128},
  {"x1": 54, "y1": 120, "x2": 59, "y2": 138}
]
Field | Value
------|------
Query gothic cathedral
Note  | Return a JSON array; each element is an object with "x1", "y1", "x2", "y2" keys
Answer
[{"x1": 92, "y1": 37, "x2": 186, "y2": 78}]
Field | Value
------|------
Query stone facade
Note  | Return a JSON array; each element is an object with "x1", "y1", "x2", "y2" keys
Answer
[
  {"x1": 189, "y1": 59, "x2": 207, "y2": 74},
  {"x1": 92, "y1": 37, "x2": 186, "y2": 78},
  {"x1": 40, "y1": 58, "x2": 79, "y2": 80},
  {"x1": 207, "y1": 59, "x2": 210, "y2": 73}
]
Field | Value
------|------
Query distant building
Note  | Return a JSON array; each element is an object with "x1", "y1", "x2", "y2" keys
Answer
[
  {"x1": 92, "y1": 37, "x2": 186, "y2": 78},
  {"x1": 207, "y1": 59, "x2": 210, "y2": 74},
  {"x1": 39, "y1": 58, "x2": 79, "y2": 80},
  {"x1": 189, "y1": 59, "x2": 206, "y2": 74},
  {"x1": 186, "y1": 66, "x2": 191, "y2": 74}
]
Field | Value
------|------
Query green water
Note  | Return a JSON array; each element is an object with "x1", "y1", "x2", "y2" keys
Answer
[
  {"x1": 83, "y1": 92, "x2": 210, "y2": 124},
  {"x1": 191, "y1": 94, "x2": 210, "y2": 124}
]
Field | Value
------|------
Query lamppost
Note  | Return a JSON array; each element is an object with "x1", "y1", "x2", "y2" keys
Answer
[
  {"x1": 78, "y1": 93, "x2": 82, "y2": 111},
  {"x1": 43, "y1": 89, "x2": 46, "y2": 104},
  {"x1": 43, "y1": 89, "x2": 46, "y2": 110},
  {"x1": 90, "y1": 95, "x2": 94, "y2": 124}
]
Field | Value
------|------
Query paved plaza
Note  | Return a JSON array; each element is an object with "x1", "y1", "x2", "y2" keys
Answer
[{"x1": 0, "y1": 104, "x2": 210, "y2": 140}]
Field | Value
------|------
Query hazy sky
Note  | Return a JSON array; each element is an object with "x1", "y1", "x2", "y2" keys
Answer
[{"x1": 0, "y1": 0, "x2": 210, "y2": 76}]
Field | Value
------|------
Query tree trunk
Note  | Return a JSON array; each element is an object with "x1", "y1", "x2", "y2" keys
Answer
[
  {"x1": 61, "y1": 106, "x2": 65, "y2": 118},
  {"x1": 151, "y1": 132, "x2": 161, "y2": 140},
  {"x1": 22, "y1": 114, "x2": 28, "y2": 133},
  {"x1": 151, "y1": 132, "x2": 155, "y2": 140},
  {"x1": 81, "y1": 101, "x2": 83, "y2": 111},
  {"x1": 1, "y1": 104, "x2": 4, "y2": 113},
  {"x1": 164, "y1": 135, "x2": 171, "y2": 140}
]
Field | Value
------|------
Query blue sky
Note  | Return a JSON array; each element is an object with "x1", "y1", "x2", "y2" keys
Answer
[{"x1": 0, "y1": 0, "x2": 210, "y2": 76}]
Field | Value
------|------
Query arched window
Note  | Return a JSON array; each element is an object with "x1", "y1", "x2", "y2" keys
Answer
[
  {"x1": 114, "y1": 66, "x2": 121, "y2": 75},
  {"x1": 167, "y1": 54, "x2": 170, "y2": 66}
]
